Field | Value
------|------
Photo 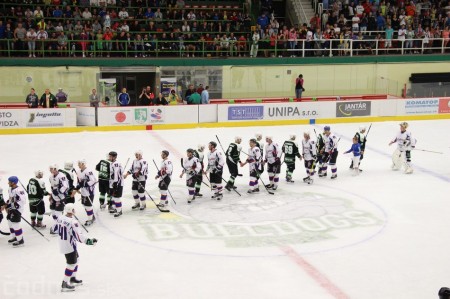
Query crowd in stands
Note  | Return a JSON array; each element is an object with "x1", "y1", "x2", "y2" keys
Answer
[{"x1": 0, "y1": 0, "x2": 255, "y2": 58}]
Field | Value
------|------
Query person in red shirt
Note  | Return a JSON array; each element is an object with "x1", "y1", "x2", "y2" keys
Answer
[
  {"x1": 103, "y1": 27, "x2": 113, "y2": 57},
  {"x1": 237, "y1": 34, "x2": 247, "y2": 56}
]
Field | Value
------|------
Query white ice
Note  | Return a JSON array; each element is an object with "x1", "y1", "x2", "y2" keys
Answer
[{"x1": 1, "y1": 120, "x2": 449, "y2": 299}]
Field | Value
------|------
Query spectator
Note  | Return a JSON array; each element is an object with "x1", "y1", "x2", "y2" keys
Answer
[
  {"x1": 26, "y1": 28, "x2": 37, "y2": 58},
  {"x1": 36, "y1": 28, "x2": 49, "y2": 57},
  {"x1": 201, "y1": 86, "x2": 210, "y2": 104},
  {"x1": 187, "y1": 91, "x2": 201, "y2": 104},
  {"x1": 103, "y1": 27, "x2": 113, "y2": 58},
  {"x1": 168, "y1": 89, "x2": 181, "y2": 105},
  {"x1": 56, "y1": 88, "x2": 68, "y2": 103},
  {"x1": 119, "y1": 7, "x2": 129, "y2": 19},
  {"x1": 40, "y1": 89, "x2": 58, "y2": 108},
  {"x1": 196, "y1": 84, "x2": 204, "y2": 94},
  {"x1": 257, "y1": 14, "x2": 269, "y2": 30},
  {"x1": 184, "y1": 84, "x2": 195, "y2": 102},
  {"x1": 26, "y1": 88, "x2": 39, "y2": 108},
  {"x1": 154, "y1": 93, "x2": 169, "y2": 106},
  {"x1": 117, "y1": 88, "x2": 131, "y2": 106},
  {"x1": 14, "y1": 23, "x2": 27, "y2": 57},
  {"x1": 250, "y1": 30, "x2": 260, "y2": 57},
  {"x1": 57, "y1": 31, "x2": 68, "y2": 56},
  {"x1": 89, "y1": 88, "x2": 100, "y2": 107},
  {"x1": 385, "y1": 25, "x2": 394, "y2": 53},
  {"x1": 295, "y1": 74, "x2": 305, "y2": 99},
  {"x1": 139, "y1": 86, "x2": 155, "y2": 105}
]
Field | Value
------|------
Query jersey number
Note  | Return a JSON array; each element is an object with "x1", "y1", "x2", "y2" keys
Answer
[
  {"x1": 28, "y1": 183, "x2": 38, "y2": 196},
  {"x1": 284, "y1": 145, "x2": 294, "y2": 155},
  {"x1": 58, "y1": 225, "x2": 68, "y2": 241}
]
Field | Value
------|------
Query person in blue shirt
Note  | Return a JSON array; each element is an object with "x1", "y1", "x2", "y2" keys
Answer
[
  {"x1": 117, "y1": 88, "x2": 131, "y2": 106},
  {"x1": 344, "y1": 136, "x2": 361, "y2": 175}
]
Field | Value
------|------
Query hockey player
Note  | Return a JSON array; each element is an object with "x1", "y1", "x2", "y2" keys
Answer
[
  {"x1": 108, "y1": 151, "x2": 124, "y2": 217},
  {"x1": 193, "y1": 145, "x2": 205, "y2": 197},
  {"x1": 6, "y1": 176, "x2": 27, "y2": 247},
  {"x1": 72, "y1": 160, "x2": 97, "y2": 226},
  {"x1": 225, "y1": 136, "x2": 242, "y2": 191},
  {"x1": 344, "y1": 136, "x2": 362, "y2": 175},
  {"x1": 0, "y1": 183, "x2": 4, "y2": 224},
  {"x1": 57, "y1": 203, "x2": 97, "y2": 292},
  {"x1": 49, "y1": 164, "x2": 69, "y2": 234},
  {"x1": 27, "y1": 170, "x2": 49, "y2": 228},
  {"x1": 95, "y1": 154, "x2": 112, "y2": 210},
  {"x1": 302, "y1": 132, "x2": 317, "y2": 184},
  {"x1": 60, "y1": 162, "x2": 75, "y2": 204},
  {"x1": 350, "y1": 126, "x2": 367, "y2": 170},
  {"x1": 319, "y1": 126, "x2": 339, "y2": 179},
  {"x1": 124, "y1": 150, "x2": 148, "y2": 211},
  {"x1": 155, "y1": 150, "x2": 172, "y2": 212},
  {"x1": 264, "y1": 136, "x2": 281, "y2": 190},
  {"x1": 255, "y1": 133, "x2": 264, "y2": 152},
  {"x1": 389, "y1": 122, "x2": 416, "y2": 174},
  {"x1": 206, "y1": 141, "x2": 225, "y2": 200},
  {"x1": 180, "y1": 149, "x2": 201, "y2": 203},
  {"x1": 282, "y1": 134, "x2": 302, "y2": 182},
  {"x1": 240, "y1": 138, "x2": 262, "y2": 193},
  {"x1": 315, "y1": 131, "x2": 326, "y2": 172}
]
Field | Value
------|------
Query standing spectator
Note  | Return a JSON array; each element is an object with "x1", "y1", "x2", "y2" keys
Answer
[
  {"x1": 26, "y1": 88, "x2": 39, "y2": 108},
  {"x1": 398, "y1": 24, "x2": 407, "y2": 51},
  {"x1": 187, "y1": 91, "x2": 201, "y2": 104},
  {"x1": 196, "y1": 84, "x2": 204, "y2": 94},
  {"x1": 154, "y1": 93, "x2": 168, "y2": 106},
  {"x1": 117, "y1": 88, "x2": 131, "y2": 106},
  {"x1": 310, "y1": 14, "x2": 321, "y2": 31},
  {"x1": 295, "y1": 74, "x2": 305, "y2": 99},
  {"x1": 138, "y1": 86, "x2": 155, "y2": 105},
  {"x1": 89, "y1": 88, "x2": 100, "y2": 107},
  {"x1": 257, "y1": 14, "x2": 269, "y2": 31},
  {"x1": 103, "y1": 27, "x2": 113, "y2": 58},
  {"x1": 184, "y1": 84, "x2": 195, "y2": 103},
  {"x1": 27, "y1": 28, "x2": 37, "y2": 58},
  {"x1": 36, "y1": 28, "x2": 49, "y2": 57},
  {"x1": 385, "y1": 25, "x2": 394, "y2": 53},
  {"x1": 250, "y1": 30, "x2": 260, "y2": 57},
  {"x1": 201, "y1": 86, "x2": 210, "y2": 104},
  {"x1": 56, "y1": 88, "x2": 68, "y2": 103},
  {"x1": 40, "y1": 89, "x2": 58, "y2": 108},
  {"x1": 14, "y1": 23, "x2": 27, "y2": 57},
  {"x1": 168, "y1": 89, "x2": 181, "y2": 105}
]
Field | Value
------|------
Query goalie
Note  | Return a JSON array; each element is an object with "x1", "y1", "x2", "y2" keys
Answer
[{"x1": 389, "y1": 122, "x2": 416, "y2": 174}]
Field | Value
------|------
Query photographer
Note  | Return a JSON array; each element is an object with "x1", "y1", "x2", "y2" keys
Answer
[{"x1": 138, "y1": 86, "x2": 155, "y2": 106}]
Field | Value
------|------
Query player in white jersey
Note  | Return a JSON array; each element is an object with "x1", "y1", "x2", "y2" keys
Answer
[
  {"x1": 155, "y1": 150, "x2": 173, "y2": 211},
  {"x1": 49, "y1": 164, "x2": 69, "y2": 235},
  {"x1": 319, "y1": 126, "x2": 339, "y2": 179},
  {"x1": 180, "y1": 148, "x2": 202, "y2": 203},
  {"x1": 206, "y1": 141, "x2": 225, "y2": 200},
  {"x1": 27, "y1": 170, "x2": 49, "y2": 228},
  {"x1": 6, "y1": 176, "x2": 27, "y2": 247},
  {"x1": 108, "y1": 151, "x2": 124, "y2": 217},
  {"x1": 193, "y1": 145, "x2": 205, "y2": 197},
  {"x1": 240, "y1": 138, "x2": 262, "y2": 193},
  {"x1": 0, "y1": 183, "x2": 5, "y2": 226},
  {"x1": 72, "y1": 160, "x2": 98, "y2": 226},
  {"x1": 389, "y1": 122, "x2": 416, "y2": 174},
  {"x1": 56, "y1": 203, "x2": 97, "y2": 292},
  {"x1": 302, "y1": 131, "x2": 317, "y2": 184},
  {"x1": 264, "y1": 136, "x2": 281, "y2": 190},
  {"x1": 124, "y1": 150, "x2": 149, "y2": 211}
]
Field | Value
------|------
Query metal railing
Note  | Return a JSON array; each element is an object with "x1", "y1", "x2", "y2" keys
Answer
[{"x1": 1, "y1": 37, "x2": 448, "y2": 58}]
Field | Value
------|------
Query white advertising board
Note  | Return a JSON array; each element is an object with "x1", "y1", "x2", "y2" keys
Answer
[
  {"x1": 0, "y1": 108, "x2": 76, "y2": 129},
  {"x1": 76, "y1": 107, "x2": 96, "y2": 126},
  {"x1": 0, "y1": 109, "x2": 23, "y2": 128}
]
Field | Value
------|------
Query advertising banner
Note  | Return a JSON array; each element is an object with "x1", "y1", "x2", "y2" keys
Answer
[
  {"x1": 404, "y1": 98, "x2": 439, "y2": 115},
  {"x1": 438, "y1": 98, "x2": 450, "y2": 114},
  {"x1": 109, "y1": 108, "x2": 132, "y2": 125},
  {"x1": 228, "y1": 106, "x2": 264, "y2": 121},
  {"x1": 160, "y1": 78, "x2": 177, "y2": 97},
  {"x1": 76, "y1": 107, "x2": 96, "y2": 126},
  {"x1": 26, "y1": 110, "x2": 64, "y2": 127},
  {"x1": 148, "y1": 107, "x2": 164, "y2": 123},
  {"x1": 0, "y1": 110, "x2": 22, "y2": 128},
  {"x1": 336, "y1": 101, "x2": 372, "y2": 117}
]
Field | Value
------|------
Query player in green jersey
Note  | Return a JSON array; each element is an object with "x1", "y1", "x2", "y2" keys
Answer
[
  {"x1": 27, "y1": 170, "x2": 49, "y2": 228},
  {"x1": 96, "y1": 155, "x2": 112, "y2": 210},
  {"x1": 282, "y1": 135, "x2": 302, "y2": 182},
  {"x1": 225, "y1": 136, "x2": 242, "y2": 191}
]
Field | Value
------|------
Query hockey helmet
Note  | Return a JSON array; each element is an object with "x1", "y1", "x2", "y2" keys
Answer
[
  {"x1": 266, "y1": 136, "x2": 273, "y2": 141},
  {"x1": 49, "y1": 164, "x2": 58, "y2": 170},
  {"x1": 135, "y1": 150, "x2": 143, "y2": 156},
  {"x1": 359, "y1": 126, "x2": 366, "y2": 132},
  {"x1": 8, "y1": 176, "x2": 19, "y2": 184},
  {"x1": 439, "y1": 287, "x2": 450, "y2": 299},
  {"x1": 64, "y1": 161, "x2": 73, "y2": 170},
  {"x1": 64, "y1": 203, "x2": 76, "y2": 215},
  {"x1": 290, "y1": 134, "x2": 297, "y2": 140},
  {"x1": 235, "y1": 136, "x2": 242, "y2": 143},
  {"x1": 399, "y1": 122, "x2": 408, "y2": 129},
  {"x1": 255, "y1": 133, "x2": 262, "y2": 140},
  {"x1": 209, "y1": 141, "x2": 217, "y2": 148},
  {"x1": 108, "y1": 151, "x2": 118, "y2": 157},
  {"x1": 78, "y1": 159, "x2": 87, "y2": 166},
  {"x1": 250, "y1": 138, "x2": 257, "y2": 144},
  {"x1": 162, "y1": 150, "x2": 169, "y2": 157},
  {"x1": 186, "y1": 148, "x2": 194, "y2": 154},
  {"x1": 35, "y1": 170, "x2": 44, "y2": 178},
  {"x1": 324, "y1": 126, "x2": 331, "y2": 131},
  {"x1": 198, "y1": 144, "x2": 205, "y2": 151}
]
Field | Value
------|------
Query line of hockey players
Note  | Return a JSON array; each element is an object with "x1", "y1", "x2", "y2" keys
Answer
[{"x1": 0, "y1": 122, "x2": 417, "y2": 246}]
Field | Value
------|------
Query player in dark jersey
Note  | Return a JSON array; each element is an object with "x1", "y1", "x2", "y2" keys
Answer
[
  {"x1": 350, "y1": 126, "x2": 367, "y2": 170},
  {"x1": 225, "y1": 136, "x2": 242, "y2": 191},
  {"x1": 27, "y1": 170, "x2": 49, "y2": 228},
  {"x1": 193, "y1": 145, "x2": 205, "y2": 197},
  {"x1": 59, "y1": 162, "x2": 75, "y2": 204},
  {"x1": 316, "y1": 132, "x2": 325, "y2": 172},
  {"x1": 96, "y1": 155, "x2": 112, "y2": 210},
  {"x1": 282, "y1": 135, "x2": 302, "y2": 182}
]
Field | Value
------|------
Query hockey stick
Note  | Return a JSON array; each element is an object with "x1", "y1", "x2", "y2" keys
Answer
[
  {"x1": 74, "y1": 215, "x2": 89, "y2": 233},
  {"x1": 221, "y1": 176, "x2": 241, "y2": 196},
  {"x1": 0, "y1": 229, "x2": 10, "y2": 236},
  {"x1": 216, "y1": 135, "x2": 243, "y2": 176},
  {"x1": 152, "y1": 159, "x2": 176, "y2": 205},
  {"x1": 413, "y1": 148, "x2": 443, "y2": 154},
  {"x1": 365, "y1": 123, "x2": 373, "y2": 139},
  {"x1": 181, "y1": 158, "x2": 211, "y2": 188},
  {"x1": 20, "y1": 214, "x2": 50, "y2": 242},
  {"x1": 255, "y1": 170, "x2": 275, "y2": 195},
  {"x1": 135, "y1": 180, "x2": 169, "y2": 213}
]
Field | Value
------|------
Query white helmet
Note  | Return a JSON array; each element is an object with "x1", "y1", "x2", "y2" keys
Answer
[
  {"x1": 49, "y1": 164, "x2": 59, "y2": 170},
  {"x1": 255, "y1": 133, "x2": 262, "y2": 140},
  {"x1": 77, "y1": 159, "x2": 87, "y2": 166},
  {"x1": 266, "y1": 136, "x2": 273, "y2": 141},
  {"x1": 290, "y1": 134, "x2": 296, "y2": 140},
  {"x1": 400, "y1": 122, "x2": 408, "y2": 129},
  {"x1": 64, "y1": 203, "x2": 76, "y2": 214},
  {"x1": 135, "y1": 150, "x2": 143, "y2": 156},
  {"x1": 359, "y1": 126, "x2": 366, "y2": 132},
  {"x1": 235, "y1": 136, "x2": 242, "y2": 143},
  {"x1": 64, "y1": 161, "x2": 73, "y2": 170},
  {"x1": 35, "y1": 170, "x2": 44, "y2": 178},
  {"x1": 198, "y1": 144, "x2": 205, "y2": 151}
]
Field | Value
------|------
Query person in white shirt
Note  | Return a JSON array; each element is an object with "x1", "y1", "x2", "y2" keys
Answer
[
  {"x1": 398, "y1": 24, "x2": 407, "y2": 50},
  {"x1": 82, "y1": 8, "x2": 92, "y2": 19},
  {"x1": 56, "y1": 203, "x2": 97, "y2": 292},
  {"x1": 118, "y1": 7, "x2": 129, "y2": 19},
  {"x1": 27, "y1": 28, "x2": 37, "y2": 57}
]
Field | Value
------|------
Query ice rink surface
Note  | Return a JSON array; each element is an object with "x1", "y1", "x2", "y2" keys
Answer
[{"x1": 1, "y1": 119, "x2": 449, "y2": 299}]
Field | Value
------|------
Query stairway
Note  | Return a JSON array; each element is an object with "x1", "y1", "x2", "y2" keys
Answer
[{"x1": 287, "y1": 0, "x2": 316, "y2": 26}]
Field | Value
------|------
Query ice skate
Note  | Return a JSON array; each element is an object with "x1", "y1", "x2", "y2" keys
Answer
[
  {"x1": 331, "y1": 174, "x2": 338, "y2": 179},
  {"x1": 8, "y1": 237, "x2": 17, "y2": 244},
  {"x1": 139, "y1": 203, "x2": 146, "y2": 210},
  {"x1": 36, "y1": 221, "x2": 46, "y2": 229},
  {"x1": 61, "y1": 281, "x2": 75, "y2": 292},
  {"x1": 12, "y1": 239, "x2": 24, "y2": 247},
  {"x1": 70, "y1": 277, "x2": 83, "y2": 286},
  {"x1": 114, "y1": 211, "x2": 122, "y2": 218},
  {"x1": 131, "y1": 203, "x2": 140, "y2": 210},
  {"x1": 194, "y1": 192, "x2": 203, "y2": 197}
]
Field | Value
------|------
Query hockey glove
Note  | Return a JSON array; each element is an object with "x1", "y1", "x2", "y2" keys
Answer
[
  {"x1": 112, "y1": 182, "x2": 118, "y2": 190},
  {"x1": 188, "y1": 170, "x2": 196, "y2": 176},
  {"x1": 85, "y1": 238, "x2": 98, "y2": 245}
]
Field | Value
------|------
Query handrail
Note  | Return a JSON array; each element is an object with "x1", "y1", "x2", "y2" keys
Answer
[
  {"x1": 1, "y1": 37, "x2": 449, "y2": 58},
  {"x1": 296, "y1": 0, "x2": 309, "y2": 27}
]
